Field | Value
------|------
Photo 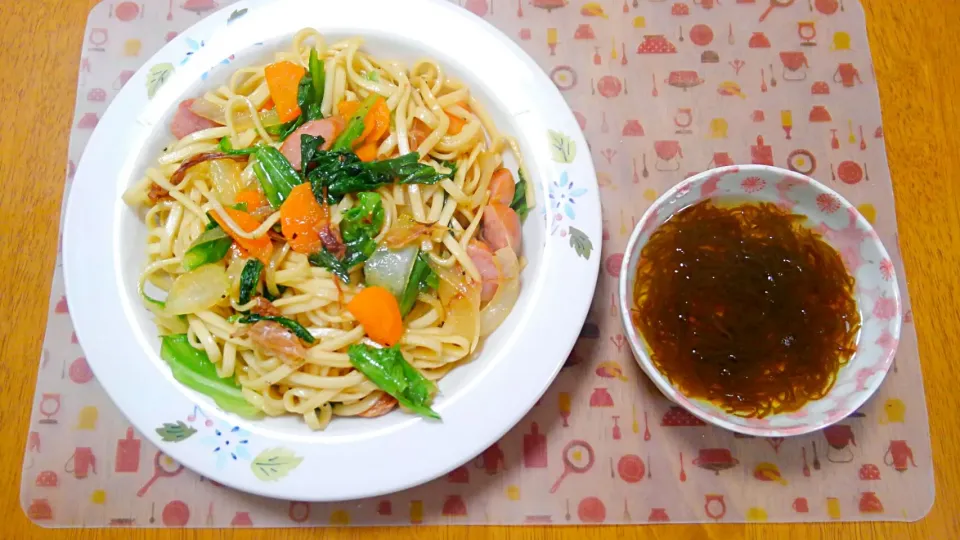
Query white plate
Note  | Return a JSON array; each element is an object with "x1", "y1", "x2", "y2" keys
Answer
[{"x1": 63, "y1": 0, "x2": 600, "y2": 501}]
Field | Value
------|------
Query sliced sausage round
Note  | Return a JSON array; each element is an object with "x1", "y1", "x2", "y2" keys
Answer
[
  {"x1": 280, "y1": 117, "x2": 345, "y2": 170},
  {"x1": 357, "y1": 394, "x2": 398, "y2": 418},
  {"x1": 171, "y1": 99, "x2": 218, "y2": 139},
  {"x1": 488, "y1": 168, "x2": 516, "y2": 206},
  {"x1": 466, "y1": 240, "x2": 501, "y2": 303},
  {"x1": 482, "y1": 203, "x2": 522, "y2": 254}
]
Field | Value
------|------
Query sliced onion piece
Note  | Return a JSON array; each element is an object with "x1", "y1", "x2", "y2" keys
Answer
[
  {"x1": 382, "y1": 215, "x2": 432, "y2": 249},
  {"x1": 440, "y1": 276, "x2": 482, "y2": 354},
  {"x1": 164, "y1": 264, "x2": 231, "y2": 315},
  {"x1": 429, "y1": 258, "x2": 470, "y2": 296},
  {"x1": 479, "y1": 248, "x2": 520, "y2": 337},
  {"x1": 189, "y1": 98, "x2": 283, "y2": 130},
  {"x1": 364, "y1": 245, "x2": 418, "y2": 298},
  {"x1": 209, "y1": 159, "x2": 247, "y2": 205},
  {"x1": 225, "y1": 255, "x2": 247, "y2": 300},
  {"x1": 140, "y1": 290, "x2": 189, "y2": 334}
]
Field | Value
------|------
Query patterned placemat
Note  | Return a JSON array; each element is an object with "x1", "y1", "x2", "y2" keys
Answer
[{"x1": 21, "y1": 0, "x2": 932, "y2": 527}]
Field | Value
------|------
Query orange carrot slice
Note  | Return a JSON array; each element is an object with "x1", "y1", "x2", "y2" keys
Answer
[
  {"x1": 264, "y1": 61, "x2": 306, "y2": 123},
  {"x1": 235, "y1": 189, "x2": 269, "y2": 213},
  {"x1": 229, "y1": 242, "x2": 249, "y2": 260},
  {"x1": 355, "y1": 141, "x2": 378, "y2": 162},
  {"x1": 337, "y1": 97, "x2": 387, "y2": 147},
  {"x1": 446, "y1": 112, "x2": 466, "y2": 135},
  {"x1": 367, "y1": 98, "x2": 390, "y2": 143},
  {"x1": 212, "y1": 207, "x2": 273, "y2": 264},
  {"x1": 279, "y1": 184, "x2": 325, "y2": 254},
  {"x1": 347, "y1": 286, "x2": 403, "y2": 346}
]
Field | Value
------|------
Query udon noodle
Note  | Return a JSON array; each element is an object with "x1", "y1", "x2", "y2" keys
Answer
[{"x1": 123, "y1": 29, "x2": 531, "y2": 430}]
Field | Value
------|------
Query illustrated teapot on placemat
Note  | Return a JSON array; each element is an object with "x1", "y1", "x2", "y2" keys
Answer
[{"x1": 655, "y1": 140, "x2": 683, "y2": 171}]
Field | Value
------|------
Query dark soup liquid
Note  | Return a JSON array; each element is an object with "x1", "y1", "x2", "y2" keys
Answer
[{"x1": 631, "y1": 199, "x2": 861, "y2": 418}]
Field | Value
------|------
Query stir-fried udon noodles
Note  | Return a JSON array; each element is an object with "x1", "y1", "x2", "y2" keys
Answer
[{"x1": 123, "y1": 29, "x2": 531, "y2": 430}]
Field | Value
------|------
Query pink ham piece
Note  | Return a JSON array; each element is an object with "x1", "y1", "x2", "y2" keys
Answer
[
  {"x1": 170, "y1": 99, "x2": 217, "y2": 139},
  {"x1": 247, "y1": 320, "x2": 306, "y2": 366},
  {"x1": 466, "y1": 240, "x2": 500, "y2": 303},
  {"x1": 280, "y1": 117, "x2": 345, "y2": 170}
]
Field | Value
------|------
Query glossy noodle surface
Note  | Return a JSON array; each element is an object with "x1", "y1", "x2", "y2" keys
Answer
[{"x1": 124, "y1": 29, "x2": 531, "y2": 429}]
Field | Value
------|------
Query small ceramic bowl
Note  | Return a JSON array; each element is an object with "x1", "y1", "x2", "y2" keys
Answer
[{"x1": 618, "y1": 165, "x2": 902, "y2": 437}]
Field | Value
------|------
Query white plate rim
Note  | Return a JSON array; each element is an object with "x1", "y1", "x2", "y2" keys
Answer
[{"x1": 63, "y1": 0, "x2": 601, "y2": 501}]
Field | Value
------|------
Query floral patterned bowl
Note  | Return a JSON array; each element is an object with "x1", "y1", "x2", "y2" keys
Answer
[{"x1": 618, "y1": 165, "x2": 902, "y2": 437}]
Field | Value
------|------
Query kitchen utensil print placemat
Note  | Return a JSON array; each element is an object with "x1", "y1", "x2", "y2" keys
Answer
[{"x1": 21, "y1": 0, "x2": 933, "y2": 527}]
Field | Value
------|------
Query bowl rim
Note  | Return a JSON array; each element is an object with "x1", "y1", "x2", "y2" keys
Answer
[{"x1": 617, "y1": 164, "x2": 902, "y2": 437}]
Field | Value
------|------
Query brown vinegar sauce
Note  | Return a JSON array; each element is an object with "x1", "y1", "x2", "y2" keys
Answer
[{"x1": 631, "y1": 199, "x2": 861, "y2": 418}]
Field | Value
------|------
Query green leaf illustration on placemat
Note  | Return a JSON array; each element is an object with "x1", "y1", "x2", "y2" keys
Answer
[
  {"x1": 251, "y1": 448, "x2": 304, "y2": 481},
  {"x1": 548, "y1": 130, "x2": 576, "y2": 163},
  {"x1": 155, "y1": 421, "x2": 197, "y2": 442},
  {"x1": 146, "y1": 63, "x2": 175, "y2": 99},
  {"x1": 569, "y1": 227, "x2": 592, "y2": 259}
]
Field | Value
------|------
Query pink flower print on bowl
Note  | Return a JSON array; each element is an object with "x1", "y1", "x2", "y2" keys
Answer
[
  {"x1": 740, "y1": 176, "x2": 766, "y2": 193},
  {"x1": 817, "y1": 193, "x2": 841, "y2": 214}
]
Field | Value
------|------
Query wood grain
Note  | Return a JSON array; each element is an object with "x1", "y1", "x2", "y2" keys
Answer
[{"x1": 1, "y1": 0, "x2": 958, "y2": 538}]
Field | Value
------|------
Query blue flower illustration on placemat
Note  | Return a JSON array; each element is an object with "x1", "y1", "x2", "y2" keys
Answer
[{"x1": 200, "y1": 421, "x2": 251, "y2": 469}]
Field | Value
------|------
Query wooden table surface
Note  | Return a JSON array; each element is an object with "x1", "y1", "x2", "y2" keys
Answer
[{"x1": 1, "y1": 0, "x2": 958, "y2": 538}]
